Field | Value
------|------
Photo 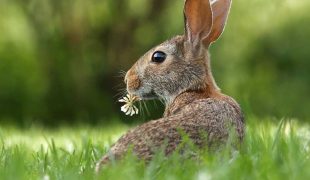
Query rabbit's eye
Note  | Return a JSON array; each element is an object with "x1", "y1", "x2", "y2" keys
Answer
[{"x1": 151, "y1": 51, "x2": 166, "y2": 63}]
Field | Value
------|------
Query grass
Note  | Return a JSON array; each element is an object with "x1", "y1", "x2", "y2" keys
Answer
[{"x1": 0, "y1": 117, "x2": 309, "y2": 180}]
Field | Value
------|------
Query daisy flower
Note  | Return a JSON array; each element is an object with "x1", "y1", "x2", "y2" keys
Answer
[{"x1": 119, "y1": 94, "x2": 139, "y2": 116}]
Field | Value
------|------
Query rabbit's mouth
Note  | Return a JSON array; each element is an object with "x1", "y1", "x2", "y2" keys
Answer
[
  {"x1": 140, "y1": 90, "x2": 158, "y2": 100},
  {"x1": 130, "y1": 89, "x2": 158, "y2": 100}
]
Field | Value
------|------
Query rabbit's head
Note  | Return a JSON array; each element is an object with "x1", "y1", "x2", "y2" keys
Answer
[{"x1": 125, "y1": 0, "x2": 231, "y2": 104}]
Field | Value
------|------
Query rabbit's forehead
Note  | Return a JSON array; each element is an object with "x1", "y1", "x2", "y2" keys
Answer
[
  {"x1": 152, "y1": 35, "x2": 184, "y2": 55},
  {"x1": 137, "y1": 35, "x2": 184, "y2": 63},
  {"x1": 154, "y1": 43, "x2": 177, "y2": 54}
]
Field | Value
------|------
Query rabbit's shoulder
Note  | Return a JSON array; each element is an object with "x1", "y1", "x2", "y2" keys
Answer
[
  {"x1": 182, "y1": 96, "x2": 241, "y2": 114},
  {"x1": 186, "y1": 97, "x2": 244, "y2": 137}
]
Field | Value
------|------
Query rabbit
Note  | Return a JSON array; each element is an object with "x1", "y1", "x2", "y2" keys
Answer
[{"x1": 96, "y1": 0, "x2": 244, "y2": 172}]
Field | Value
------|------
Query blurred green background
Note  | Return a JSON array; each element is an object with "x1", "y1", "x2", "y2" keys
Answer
[{"x1": 0, "y1": 0, "x2": 309, "y2": 126}]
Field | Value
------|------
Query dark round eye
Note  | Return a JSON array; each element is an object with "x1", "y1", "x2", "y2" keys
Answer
[{"x1": 151, "y1": 51, "x2": 166, "y2": 63}]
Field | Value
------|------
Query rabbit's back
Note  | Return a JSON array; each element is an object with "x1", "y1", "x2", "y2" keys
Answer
[{"x1": 104, "y1": 97, "x2": 244, "y2": 162}]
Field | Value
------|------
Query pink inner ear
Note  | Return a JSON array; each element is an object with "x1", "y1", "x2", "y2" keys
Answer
[
  {"x1": 204, "y1": 0, "x2": 231, "y2": 45},
  {"x1": 184, "y1": 0, "x2": 213, "y2": 44}
]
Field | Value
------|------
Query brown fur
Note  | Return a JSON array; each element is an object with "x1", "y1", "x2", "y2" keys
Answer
[
  {"x1": 125, "y1": 66, "x2": 141, "y2": 90},
  {"x1": 96, "y1": 0, "x2": 243, "y2": 172}
]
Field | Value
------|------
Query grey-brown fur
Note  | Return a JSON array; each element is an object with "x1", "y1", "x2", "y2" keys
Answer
[{"x1": 96, "y1": 0, "x2": 244, "y2": 172}]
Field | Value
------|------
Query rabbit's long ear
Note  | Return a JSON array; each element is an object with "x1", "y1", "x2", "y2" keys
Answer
[
  {"x1": 184, "y1": 0, "x2": 213, "y2": 48},
  {"x1": 204, "y1": 0, "x2": 232, "y2": 45}
]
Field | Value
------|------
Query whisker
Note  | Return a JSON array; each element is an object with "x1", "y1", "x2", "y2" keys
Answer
[
  {"x1": 113, "y1": 83, "x2": 125, "y2": 89},
  {"x1": 138, "y1": 101, "x2": 145, "y2": 118},
  {"x1": 117, "y1": 70, "x2": 127, "y2": 78},
  {"x1": 114, "y1": 91, "x2": 125, "y2": 98},
  {"x1": 116, "y1": 87, "x2": 127, "y2": 93},
  {"x1": 158, "y1": 98, "x2": 165, "y2": 105},
  {"x1": 114, "y1": 88, "x2": 127, "y2": 99},
  {"x1": 142, "y1": 101, "x2": 151, "y2": 116},
  {"x1": 152, "y1": 99, "x2": 158, "y2": 109}
]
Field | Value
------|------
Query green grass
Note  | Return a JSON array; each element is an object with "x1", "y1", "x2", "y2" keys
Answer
[{"x1": 0, "y1": 118, "x2": 309, "y2": 180}]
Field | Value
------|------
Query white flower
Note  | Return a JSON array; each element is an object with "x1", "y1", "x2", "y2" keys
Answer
[{"x1": 119, "y1": 94, "x2": 139, "y2": 116}]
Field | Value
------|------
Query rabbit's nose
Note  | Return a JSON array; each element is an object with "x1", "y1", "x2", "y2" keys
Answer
[
  {"x1": 124, "y1": 68, "x2": 141, "y2": 90},
  {"x1": 124, "y1": 77, "x2": 127, "y2": 84},
  {"x1": 124, "y1": 72, "x2": 129, "y2": 84}
]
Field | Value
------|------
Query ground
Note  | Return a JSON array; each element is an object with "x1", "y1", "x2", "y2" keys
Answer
[{"x1": 0, "y1": 117, "x2": 309, "y2": 180}]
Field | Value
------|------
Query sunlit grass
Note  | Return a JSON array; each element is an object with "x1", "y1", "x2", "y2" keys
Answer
[
  {"x1": 0, "y1": 118, "x2": 309, "y2": 179},
  {"x1": 0, "y1": 123, "x2": 128, "y2": 152}
]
